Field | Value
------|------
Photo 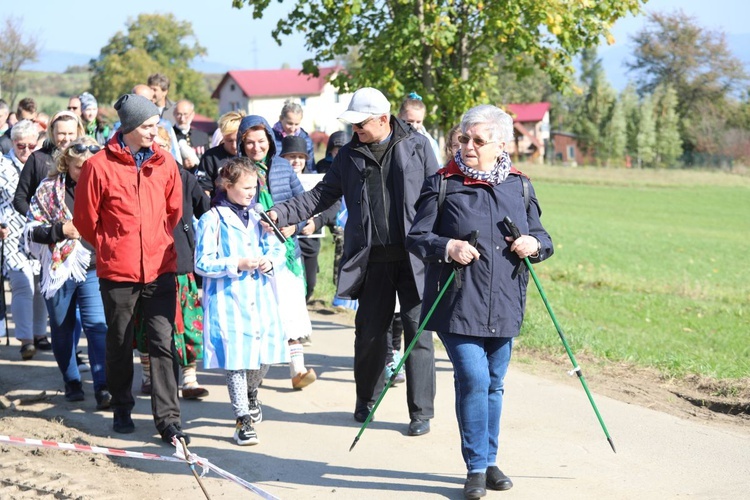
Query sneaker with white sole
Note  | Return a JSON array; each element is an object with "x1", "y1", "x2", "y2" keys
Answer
[
  {"x1": 234, "y1": 415, "x2": 259, "y2": 446},
  {"x1": 248, "y1": 389, "x2": 263, "y2": 423}
]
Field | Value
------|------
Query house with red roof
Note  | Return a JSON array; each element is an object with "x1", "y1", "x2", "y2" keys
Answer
[
  {"x1": 504, "y1": 102, "x2": 551, "y2": 162},
  {"x1": 211, "y1": 67, "x2": 353, "y2": 135}
]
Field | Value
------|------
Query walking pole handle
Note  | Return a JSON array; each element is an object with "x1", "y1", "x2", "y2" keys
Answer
[{"x1": 503, "y1": 217, "x2": 521, "y2": 241}]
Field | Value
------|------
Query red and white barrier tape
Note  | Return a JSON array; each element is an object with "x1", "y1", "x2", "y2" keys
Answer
[{"x1": 0, "y1": 434, "x2": 279, "y2": 500}]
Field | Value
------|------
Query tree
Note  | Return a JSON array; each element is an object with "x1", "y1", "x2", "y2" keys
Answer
[
  {"x1": 572, "y1": 49, "x2": 617, "y2": 164},
  {"x1": 636, "y1": 94, "x2": 656, "y2": 168},
  {"x1": 90, "y1": 14, "x2": 214, "y2": 116},
  {"x1": 0, "y1": 16, "x2": 40, "y2": 108},
  {"x1": 653, "y1": 84, "x2": 682, "y2": 167},
  {"x1": 626, "y1": 10, "x2": 747, "y2": 152},
  {"x1": 620, "y1": 84, "x2": 640, "y2": 163},
  {"x1": 232, "y1": 0, "x2": 645, "y2": 132},
  {"x1": 600, "y1": 97, "x2": 626, "y2": 167}
]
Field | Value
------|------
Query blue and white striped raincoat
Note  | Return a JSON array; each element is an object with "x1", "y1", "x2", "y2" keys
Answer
[{"x1": 195, "y1": 206, "x2": 288, "y2": 370}]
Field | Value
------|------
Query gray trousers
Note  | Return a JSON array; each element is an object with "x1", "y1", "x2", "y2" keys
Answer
[{"x1": 8, "y1": 265, "x2": 48, "y2": 341}]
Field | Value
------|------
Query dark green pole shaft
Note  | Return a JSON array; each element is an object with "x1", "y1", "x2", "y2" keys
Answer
[
  {"x1": 524, "y1": 256, "x2": 616, "y2": 453},
  {"x1": 349, "y1": 270, "x2": 456, "y2": 452},
  {"x1": 504, "y1": 217, "x2": 615, "y2": 453}
]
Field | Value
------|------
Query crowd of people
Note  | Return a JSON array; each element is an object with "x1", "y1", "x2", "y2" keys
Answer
[{"x1": 0, "y1": 77, "x2": 554, "y2": 499}]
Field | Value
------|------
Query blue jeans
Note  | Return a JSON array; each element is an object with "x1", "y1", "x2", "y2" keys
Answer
[
  {"x1": 438, "y1": 332, "x2": 513, "y2": 473},
  {"x1": 45, "y1": 270, "x2": 107, "y2": 392}
]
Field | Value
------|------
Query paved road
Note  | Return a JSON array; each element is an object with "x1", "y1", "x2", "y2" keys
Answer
[{"x1": 2, "y1": 311, "x2": 749, "y2": 499}]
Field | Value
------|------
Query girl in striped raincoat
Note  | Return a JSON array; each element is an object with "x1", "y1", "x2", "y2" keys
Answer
[{"x1": 194, "y1": 157, "x2": 287, "y2": 446}]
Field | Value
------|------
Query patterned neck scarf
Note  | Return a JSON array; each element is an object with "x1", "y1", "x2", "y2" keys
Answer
[
  {"x1": 26, "y1": 174, "x2": 90, "y2": 298},
  {"x1": 454, "y1": 150, "x2": 512, "y2": 186}
]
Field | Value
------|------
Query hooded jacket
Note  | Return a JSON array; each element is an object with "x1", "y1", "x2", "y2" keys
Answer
[
  {"x1": 237, "y1": 116, "x2": 306, "y2": 253},
  {"x1": 272, "y1": 116, "x2": 439, "y2": 300},
  {"x1": 406, "y1": 159, "x2": 553, "y2": 337},
  {"x1": 73, "y1": 134, "x2": 182, "y2": 283}
]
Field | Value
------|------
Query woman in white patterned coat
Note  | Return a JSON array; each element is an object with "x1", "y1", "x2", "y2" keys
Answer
[{"x1": 194, "y1": 157, "x2": 287, "y2": 446}]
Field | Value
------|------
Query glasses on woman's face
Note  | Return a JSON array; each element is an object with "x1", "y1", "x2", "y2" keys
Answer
[
  {"x1": 14, "y1": 143, "x2": 36, "y2": 150},
  {"x1": 71, "y1": 144, "x2": 101, "y2": 154},
  {"x1": 458, "y1": 135, "x2": 496, "y2": 148},
  {"x1": 352, "y1": 116, "x2": 376, "y2": 129}
]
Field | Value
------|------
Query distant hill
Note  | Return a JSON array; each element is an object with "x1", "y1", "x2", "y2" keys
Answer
[{"x1": 25, "y1": 49, "x2": 233, "y2": 74}]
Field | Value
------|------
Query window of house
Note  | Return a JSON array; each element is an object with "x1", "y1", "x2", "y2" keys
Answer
[
  {"x1": 230, "y1": 101, "x2": 240, "y2": 111},
  {"x1": 300, "y1": 97, "x2": 307, "y2": 106},
  {"x1": 230, "y1": 83, "x2": 236, "y2": 92},
  {"x1": 567, "y1": 145, "x2": 575, "y2": 160},
  {"x1": 334, "y1": 92, "x2": 340, "y2": 103}
]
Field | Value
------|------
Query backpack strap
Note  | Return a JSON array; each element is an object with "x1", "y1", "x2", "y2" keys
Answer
[
  {"x1": 521, "y1": 175, "x2": 530, "y2": 212},
  {"x1": 437, "y1": 173, "x2": 447, "y2": 217}
]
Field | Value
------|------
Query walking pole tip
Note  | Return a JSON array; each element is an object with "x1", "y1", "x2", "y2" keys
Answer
[
  {"x1": 608, "y1": 437, "x2": 616, "y2": 454},
  {"x1": 349, "y1": 436, "x2": 359, "y2": 452}
]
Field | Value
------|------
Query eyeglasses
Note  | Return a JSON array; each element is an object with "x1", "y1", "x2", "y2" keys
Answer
[
  {"x1": 14, "y1": 143, "x2": 36, "y2": 150},
  {"x1": 71, "y1": 144, "x2": 101, "y2": 154},
  {"x1": 458, "y1": 135, "x2": 496, "y2": 148},
  {"x1": 352, "y1": 116, "x2": 376, "y2": 129}
]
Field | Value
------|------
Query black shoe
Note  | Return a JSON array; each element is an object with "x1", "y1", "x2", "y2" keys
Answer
[
  {"x1": 113, "y1": 410, "x2": 135, "y2": 434},
  {"x1": 20, "y1": 343, "x2": 36, "y2": 360},
  {"x1": 95, "y1": 390, "x2": 112, "y2": 410},
  {"x1": 161, "y1": 423, "x2": 190, "y2": 445},
  {"x1": 464, "y1": 472, "x2": 487, "y2": 500},
  {"x1": 486, "y1": 466, "x2": 513, "y2": 491},
  {"x1": 64, "y1": 380, "x2": 85, "y2": 402},
  {"x1": 353, "y1": 400, "x2": 374, "y2": 423},
  {"x1": 34, "y1": 337, "x2": 52, "y2": 351},
  {"x1": 408, "y1": 418, "x2": 430, "y2": 436}
]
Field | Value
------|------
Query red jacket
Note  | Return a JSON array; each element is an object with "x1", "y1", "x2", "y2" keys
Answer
[{"x1": 73, "y1": 136, "x2": 182, "y2": 283}]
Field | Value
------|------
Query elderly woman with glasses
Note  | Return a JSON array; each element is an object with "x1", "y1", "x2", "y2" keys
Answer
[
  {"x1": 26, "y1": 136, "x2": 111, "y2": 408},
  {"x1": 407, "y1": 104, "x2": 554, "y2": 500},
  {"x1": 1, "y1": 119, "x2": 50, "y2": 359}
]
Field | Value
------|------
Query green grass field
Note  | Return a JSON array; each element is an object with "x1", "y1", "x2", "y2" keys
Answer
[{"x1": 311, "y1": 165, "x2": 750, "y2": 381}]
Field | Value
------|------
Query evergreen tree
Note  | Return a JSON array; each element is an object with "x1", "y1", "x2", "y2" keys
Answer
[
  {"x1": 653, "y1": 84, "x2": 682, "y2": 167},
  {"x1": 636, "y1": 94, "x2": 657, "y2": 167},
  {"x1": 572, "y1": 49, "x2": 616, "y2": 164},
  {"x1": 601, "y1": 97, "x2": 627, "y2": 167},
  {"x1": 620, "y1": 84, "x2": 640, "y2": 165}
]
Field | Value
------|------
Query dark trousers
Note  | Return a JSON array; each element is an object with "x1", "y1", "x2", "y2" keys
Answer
[
  {"x1": 302, "y1": 253, "x2": 318, "y2": 302},
  {"x1": 99, "y1": 273, "x2": 181, "y2": 433},
  {"x1": 354, "y1": 259, "x2": 436, "y2": 420}
]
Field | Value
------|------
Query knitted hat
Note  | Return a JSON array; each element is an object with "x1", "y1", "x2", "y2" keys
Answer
[
  {"x1": 114, "y1": 94, "x2": 159, "y2": 134},
  {"x1": 280, "y1": 135, "x2": 308, "y2": 159},
  {"x1": 79, "y1": 92, "x2": 98, "y2": 111}
]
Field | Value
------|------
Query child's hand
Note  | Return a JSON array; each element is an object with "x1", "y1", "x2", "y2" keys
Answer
[
  {"x1": 238, "y1": 257, "x2": 260, "y2": 271},
  {"x1": 257, "y1": 257, "x2": 273, "y2": 274}
]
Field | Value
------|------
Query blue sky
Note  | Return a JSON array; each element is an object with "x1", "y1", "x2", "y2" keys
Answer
[{"x1": 13, "y1": 0, "x2": 750, "y2": 74}]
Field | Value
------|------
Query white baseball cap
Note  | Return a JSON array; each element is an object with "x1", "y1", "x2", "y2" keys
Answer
[{"x1": 338, "y1": 87, "x2": 391, "y2": 124}]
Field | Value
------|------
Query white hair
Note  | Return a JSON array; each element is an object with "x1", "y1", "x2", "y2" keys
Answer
[
  {"x1": 460, "y1": 105, "x2": 514, "y2": 144},
  {"x1": 10, "y1": 119, "x2": 38, "y2": 142}
]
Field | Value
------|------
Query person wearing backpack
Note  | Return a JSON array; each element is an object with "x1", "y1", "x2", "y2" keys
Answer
[{"x1": 406, "y1": 105, "x2": 554, "y2": 500}]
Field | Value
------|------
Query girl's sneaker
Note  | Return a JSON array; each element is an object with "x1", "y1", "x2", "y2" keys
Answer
[
  {"x1": 385, "y1": 351, "x2": 406, "y2": 385},
  {"x1": 234, "y1": 415, "x2": 259, "y2": 446}
]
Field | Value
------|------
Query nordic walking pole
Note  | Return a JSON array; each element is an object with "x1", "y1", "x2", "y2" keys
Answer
[
  {"x1": 503, "y1": 217, "x2": 616, "y2": 454},
  {"x1": 349, "y1": 230, "x2": 479, "y2": 452}
]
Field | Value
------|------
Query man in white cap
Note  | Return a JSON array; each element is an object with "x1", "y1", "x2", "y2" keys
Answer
[
  {"x1": 73, "y1": 93, "x2": 189, "y2": 445},
  {"x1": 268, "y1": 87, "x2": 439, "y2": 437}
]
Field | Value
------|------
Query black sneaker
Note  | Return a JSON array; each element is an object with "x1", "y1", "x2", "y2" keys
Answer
[
  {"x1": 161, "y1": 423, "x2": 190, "y2": 445},
  {"x1": 20, "y1": 344, "x2": 36, "y2": 360},
  {"x1": 113, "y1": 410, "x2": 135, "y2": 434},
  {"x1": 233, "y1": 415, "x2": 259, "y2": 446},
  {"x1": 248, "y1": 389, "x2": 263, "y2": 423},
  {"x1": 64, "y1": 380, "x2": 85, "y2": 402},
  {"x1": 354, "y1": 400, "x2": 374, "y2": 423},
  {"x1": 95, "y1": 390, "x2": 112, "y2": 410},
  {"x1": 33, "y1": 337, "x2": 52, "y2": 351}
]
